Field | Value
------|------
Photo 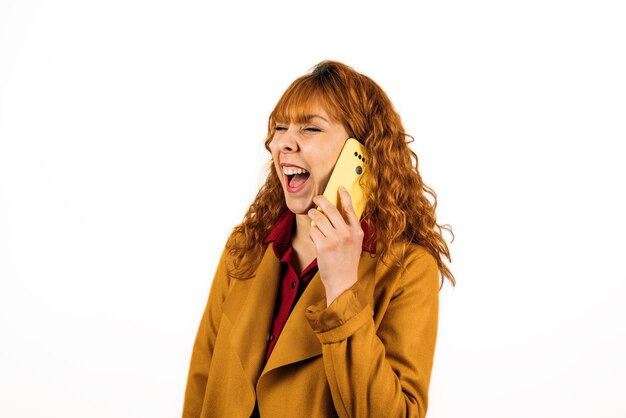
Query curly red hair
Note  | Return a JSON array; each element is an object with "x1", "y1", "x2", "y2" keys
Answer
[{"x1": 226, "y1": 60, "x2": 455, "y2": 287}]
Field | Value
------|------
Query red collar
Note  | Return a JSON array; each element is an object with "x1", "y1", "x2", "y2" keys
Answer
[{"x1": 263, "y1": 210, "x2": 376, "y2": 258}]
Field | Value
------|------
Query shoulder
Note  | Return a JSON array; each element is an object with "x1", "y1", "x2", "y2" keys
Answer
[
  {"x1": 402, "y1": 243, "x2": 438, "y2": 273},
  {"x1": 372, "y1": 242, "x2": 439, "y2": 296},
  {"x1": 397, "y1": 243, "x2": 440, "y2": 300},
  {"x1": 375, "y1": 241, "x2": 438, "y2": 274}
]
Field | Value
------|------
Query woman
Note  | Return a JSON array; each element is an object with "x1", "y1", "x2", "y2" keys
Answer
[{"x1": 182, "y1": 60, "x2": 455, "y2": 418}]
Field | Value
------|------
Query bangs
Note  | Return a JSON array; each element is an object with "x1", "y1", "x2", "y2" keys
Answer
[{"x1": 269, "y1": 77, "x2": 342, "y2": 126}]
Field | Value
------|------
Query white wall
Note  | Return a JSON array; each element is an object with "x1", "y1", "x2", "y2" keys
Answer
[{"x1": 1, "y1": 1, "x2": 624, "y2": 417}]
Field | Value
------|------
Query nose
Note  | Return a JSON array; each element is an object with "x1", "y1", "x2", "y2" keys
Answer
[{"x1": 271, "y1": 128, "x2": 299, "y2": 153}]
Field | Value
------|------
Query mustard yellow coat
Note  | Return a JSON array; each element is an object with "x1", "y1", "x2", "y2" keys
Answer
[{"x1": 182, "y1": 239, "x2": 439, "y2": 418}]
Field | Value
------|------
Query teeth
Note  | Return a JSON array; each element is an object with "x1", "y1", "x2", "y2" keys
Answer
[{"x1": 282, "y1": 167, "x2": 309, "y2": 175}]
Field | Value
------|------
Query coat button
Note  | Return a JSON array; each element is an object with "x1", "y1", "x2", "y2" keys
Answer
[
  {"x1": 291, "y1": 281, "x2": 297, "y2": 288},
  {"x1": 268, "y1": 334, "x2": 274, "y2": 341}
]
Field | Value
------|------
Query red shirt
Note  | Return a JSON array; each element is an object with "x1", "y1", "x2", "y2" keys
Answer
[{"x1": 262, "y1": 210, "x2": 376, "y2": 361}]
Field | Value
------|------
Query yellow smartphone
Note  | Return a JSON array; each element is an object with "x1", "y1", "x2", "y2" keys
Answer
[{"x1": 312, "y1": 138, "x2": 367, "y2": 226}]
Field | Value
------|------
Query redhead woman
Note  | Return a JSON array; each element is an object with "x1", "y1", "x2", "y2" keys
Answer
[{"x1": 182, "y1": 60, "x2": 455, "y2": 418}]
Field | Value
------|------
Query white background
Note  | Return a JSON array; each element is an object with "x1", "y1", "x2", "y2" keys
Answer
[{"x1": 1, "y1": 1, "x2": 625, "y2": 417}]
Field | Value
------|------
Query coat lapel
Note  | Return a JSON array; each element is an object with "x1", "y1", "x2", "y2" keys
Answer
[
  {"x1": 221, "y1": 244, "x2": 282, "y2": 393},
  {"x1": 260, "y1": 250, "x2": 379, "y2": 378},
  {"x1": 260, "y1": 270, "x2": 325, "y2": 377}
]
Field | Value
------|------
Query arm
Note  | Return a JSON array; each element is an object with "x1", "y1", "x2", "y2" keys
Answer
[
  {"x1": 305, "y1": 248, "x2": 440, "y2": 418},
  {"x1": 182, "y1": 245, "x2": 231, "y2": 418}
]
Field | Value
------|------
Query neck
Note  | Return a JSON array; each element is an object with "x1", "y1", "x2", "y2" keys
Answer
[
  {"x1": 290, "y1": 213, "x2": 318, "y2": 272},
  {"x1": 293, "y1": 213, "x2": 313, "y2": 246}
]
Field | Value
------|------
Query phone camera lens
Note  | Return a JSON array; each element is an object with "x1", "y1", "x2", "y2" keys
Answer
[{"x1": 355, "y1": 166, "x2": 363, "y2": 175}]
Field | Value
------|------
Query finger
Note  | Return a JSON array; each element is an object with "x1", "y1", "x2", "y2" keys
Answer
[
  {"x1": 338, "y1": 186, "x2": 359, "y2": 227},
  {"x1": 307, "y1": 207, "x2": 333, "y2": 238},
  {"x1": 313, "y1": 194, "x2": 345, "y2": 230},
  {"x1": 308, "y1": 221, "x2": 325, "y2": 247}
]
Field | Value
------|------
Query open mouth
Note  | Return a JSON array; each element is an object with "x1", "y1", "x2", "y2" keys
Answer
[
  {"x1": 287, "y1": 172, "x2": 310, "y2": 189},
  {"x1": 282, "y1": 165, "x2": 311, "y2": 193}
]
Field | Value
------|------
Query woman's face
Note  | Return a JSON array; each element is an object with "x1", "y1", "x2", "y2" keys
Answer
[{"x1": 268, "y1": 104, "x2": 349, "y2": 215}]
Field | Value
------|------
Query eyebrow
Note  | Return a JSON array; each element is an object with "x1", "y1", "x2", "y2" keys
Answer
[
  {"x1": 301, "y1": 114, "x2": 330, "y2": 124},
  {"x1": 274, "y1": 114, "x2": 331, "y2": 125}
]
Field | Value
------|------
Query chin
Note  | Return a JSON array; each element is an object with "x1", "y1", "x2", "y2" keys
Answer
[
  {"x1": 283, "y1": 192, "x2": 315, "y2": 215},
  {"x1": 285, "y1": 200, "x2": 315, "y2": 215}
]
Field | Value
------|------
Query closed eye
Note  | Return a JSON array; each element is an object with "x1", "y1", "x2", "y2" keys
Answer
[{"x1": 303, "y1": 127, "x2": 321, "y2": 132}]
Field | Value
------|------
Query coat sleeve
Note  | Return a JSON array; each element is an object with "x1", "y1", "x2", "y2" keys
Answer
[
  {"x1": 304, "y1": 247, "x2": 440, "y2": 418},
  {"x1": 182, "y1": 245, "x2": 232, "y2": 418}
]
